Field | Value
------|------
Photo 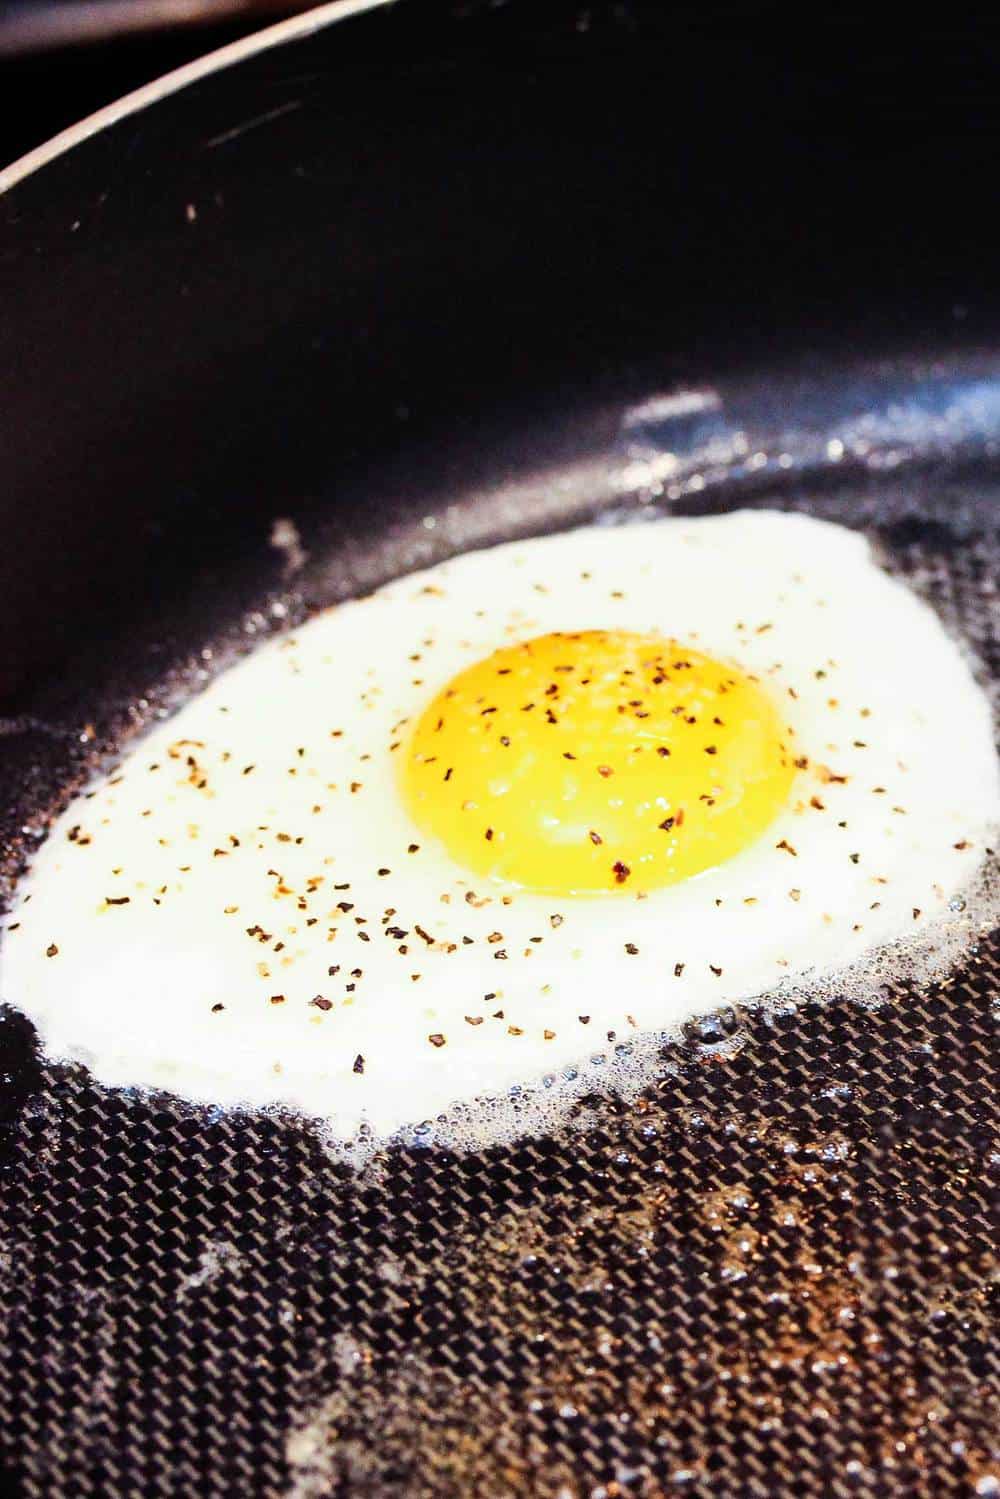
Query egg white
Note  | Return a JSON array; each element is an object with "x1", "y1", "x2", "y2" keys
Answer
[{"x1": 2, "y1": 511, "x2": 996, "y2": 1144}]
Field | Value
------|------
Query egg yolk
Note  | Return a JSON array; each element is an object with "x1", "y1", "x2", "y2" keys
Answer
[{"x1": 401, "y1": 630, "x2": 795, "y2": 894}]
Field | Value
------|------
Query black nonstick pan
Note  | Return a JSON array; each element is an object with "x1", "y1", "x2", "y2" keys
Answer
[{"x1": 1, "y1": 3, "x2": 998, "y2": 1495}]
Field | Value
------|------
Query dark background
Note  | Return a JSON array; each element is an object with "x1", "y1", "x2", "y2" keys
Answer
[{"x1": 5, "y1": 2, "x2": 1000, "y2": 170}]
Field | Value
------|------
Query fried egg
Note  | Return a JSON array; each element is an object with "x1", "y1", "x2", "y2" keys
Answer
[{"x1": 1, "y1": 511, "x2": 996, "y2": 1147}]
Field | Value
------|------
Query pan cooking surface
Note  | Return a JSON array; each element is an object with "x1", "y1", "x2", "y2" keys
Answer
[{"x1": 0, "y1": 372, "x2": 998, "y2": 1498}]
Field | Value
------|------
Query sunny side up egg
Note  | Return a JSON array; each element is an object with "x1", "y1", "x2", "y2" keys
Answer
[{"x1": 1, "y1": 511, "x2": 997, "y2": 1147}]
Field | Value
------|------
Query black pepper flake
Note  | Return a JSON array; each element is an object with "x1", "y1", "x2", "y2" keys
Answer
[
  {"x1": 485, "y1": 827, "x2": 494, "y2": 841},
  {"x1": 709, "y1": 964, "x2": 723, "y2": 976},
  {"x1": 311, "y1": 995, "x2": 333, "y2": 1011},
  {"x1": 428, "y1": 1033, "x2": 446, "y2": 1048},
  {"x1": 589, "y1": 830, "x2": 603, "y2": 845},
  {"x1": 269, "y1": 994, "x2": 286, "y2": 1005},
  {"x1": 45, "y1": 943, "x2": 58, "y2": 958},
  {"x1": 353, "y1": 1054, "x2": 365, "y2": 1074},
  {"x1": 613, "y1": 861, "x2": 631, "y2": 884},
  {"x1": 625, "y1": 943, "x2": 639, "y2": 955},
  {"x1": 211, "y1": 1003, "x2": 225, "y2": 1013},
  {"x1": 775, "y1": 840, "x2": 797, "y2": 856},
  {"x1": 407, "y1": 843, "x2": 420, "y2": 854},
  {"x1": 578, "y1": 1015, "x2": 591, "y2": 1025},
  {"x1": 673, "y1": 962, "x2": 685, "y2": 977},
  {"x1": 493, "y1": 949, "x2": 508, "y2": 960},
  {"x1": 377, "y1": 867, "x2": 391, "y2": 876},
  {"x1": 105, "y1": 896, "x2": 131, "y2": 906},
  {"x1": 849, "y1": 853, "x2": 860, "y2": 864},
  {"x1": 658, "y1": 817, "x2": 675, "y2": 833}
]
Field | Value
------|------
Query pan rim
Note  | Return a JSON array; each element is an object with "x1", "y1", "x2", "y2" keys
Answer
[{"x1": 0, "y1": 0, "x2": 393, "y2": 195}]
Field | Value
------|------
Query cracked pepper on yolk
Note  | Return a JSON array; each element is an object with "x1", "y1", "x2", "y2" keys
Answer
[{"x1": 401, "y1": 630, "x2": 795, "y2": 893}]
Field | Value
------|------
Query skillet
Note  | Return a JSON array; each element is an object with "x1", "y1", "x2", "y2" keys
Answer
[{"x1": 1, "y1": 3, "x2": 998, "y2": 1494}]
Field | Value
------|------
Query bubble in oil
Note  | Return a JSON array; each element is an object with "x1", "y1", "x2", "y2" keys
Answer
[{"x1": 681, "y1": 1004, "x2": 745, "y2": 1054}]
